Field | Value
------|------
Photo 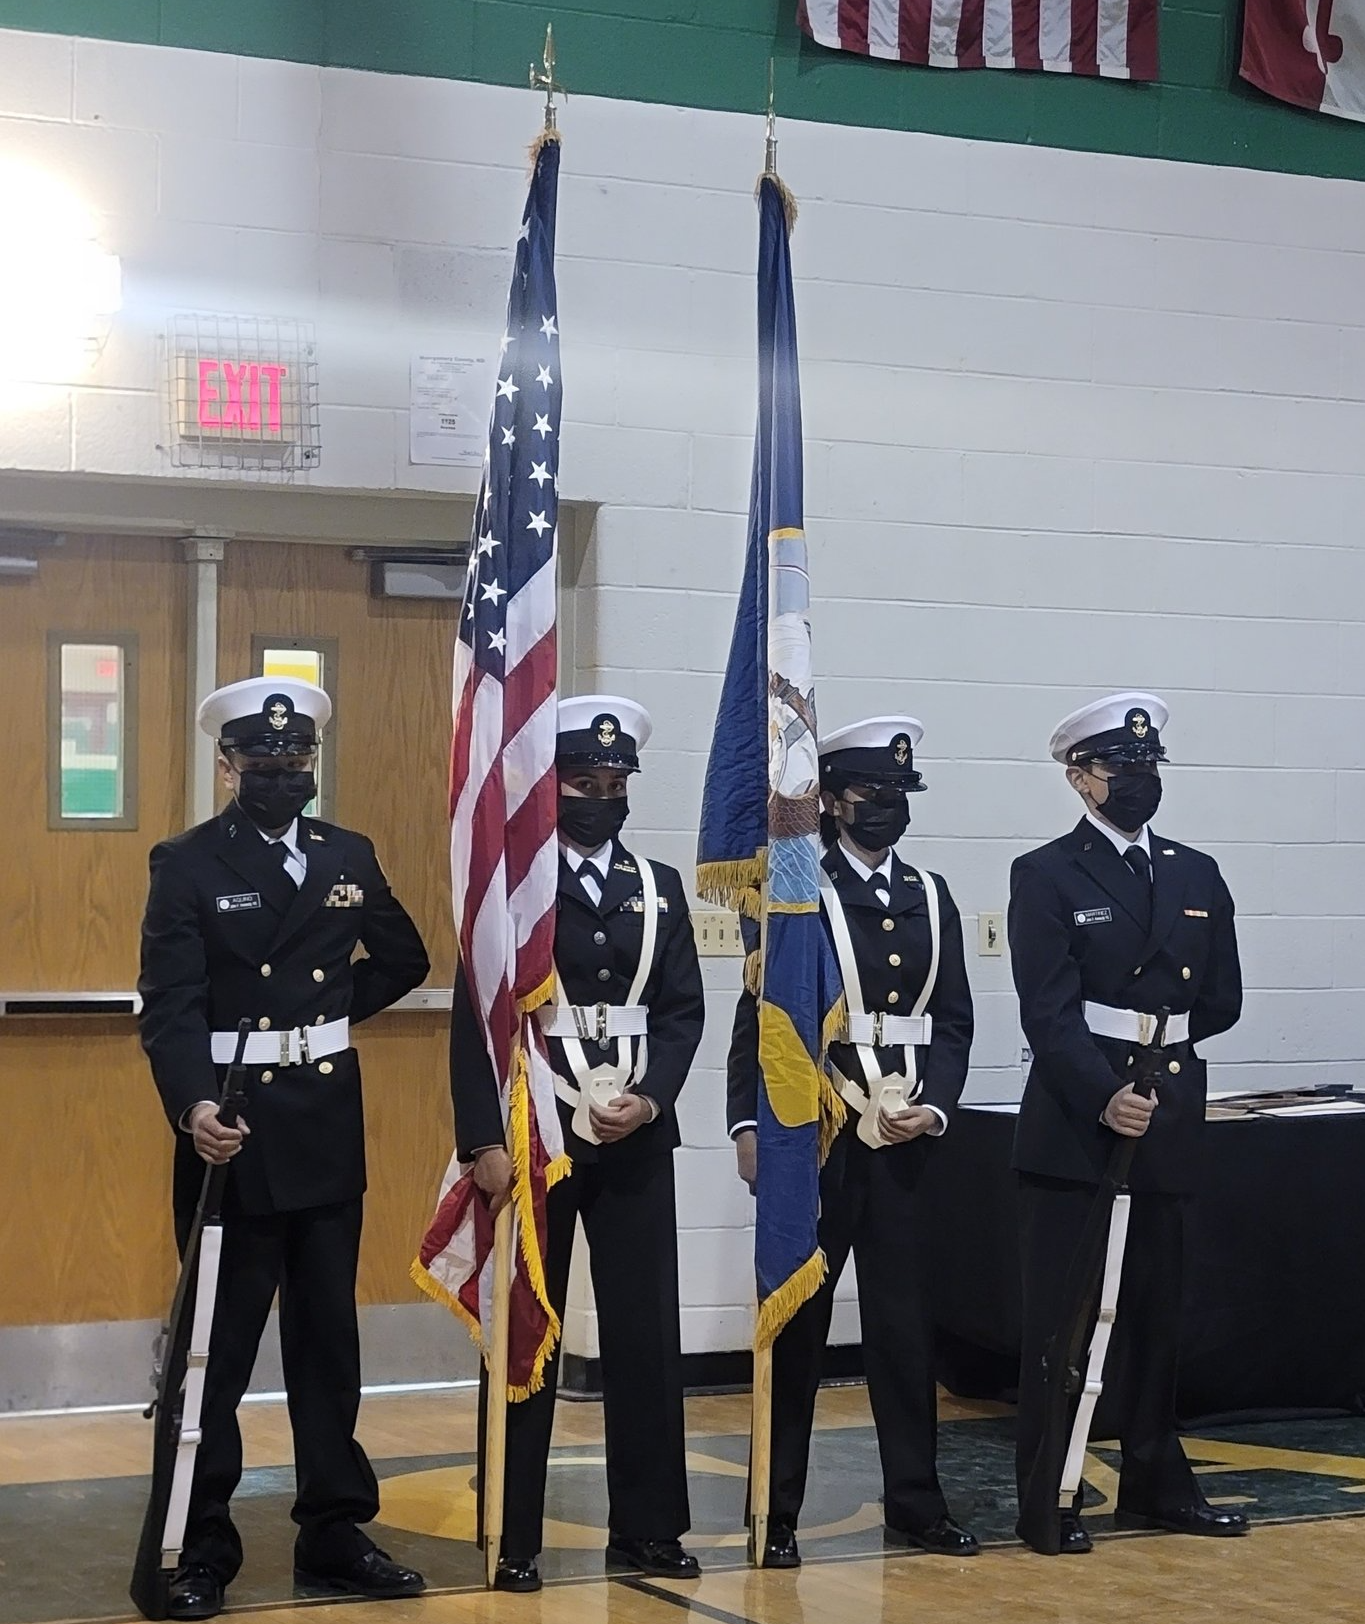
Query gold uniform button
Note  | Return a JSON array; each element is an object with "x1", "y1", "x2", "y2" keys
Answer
[
  {"x1": 260, "y1": 1070, "x2": 273, "y2": 1084},
  {"x1": 312, "y1": 969, "x2": 325, "y2": 983},
  {"x1": 887, "y1": 990, "x2": 900, "y2": 1005},
  {"x1": 888, "y1": 953, "x2": 902, "y2": 967},
  {"x1": 882, "y1": 918, "x2": 895, "y2": 932},
  {"x1": 319, "y1": 1061, "x2": 334, "y2": 1076},
  {"x1": 1168, "y1": 1061, "x2": 1182, "y2": 1075},
  {"x1": 1182, "y1": 966, "x2": 1192, "y2": 980},
  {"x1": 260, "y1": 964, "x2": 272, "y2": 977},
  {"x1": 258, "y1": 1017, "x2": 271, "y2": 1031}
]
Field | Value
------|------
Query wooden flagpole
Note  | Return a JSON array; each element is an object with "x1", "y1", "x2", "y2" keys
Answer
[{"x1": 482, "y1": 1199, "x2": 515, "y2": 1588}]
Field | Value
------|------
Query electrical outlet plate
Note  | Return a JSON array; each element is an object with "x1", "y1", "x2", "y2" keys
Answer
[
  {"x1": 694, "y1": 910, "x2": 745, "y2": 957},
  {"x1": 978, "y1": 911, "x2": 1004, "y2": 956}
]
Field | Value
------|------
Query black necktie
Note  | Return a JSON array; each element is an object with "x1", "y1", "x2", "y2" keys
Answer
[
  {"x1": 1123, "y1": 845, "x2": 1152, "y2": 929},
  {"x1": 271, "y1": 840, "x2": 292, "y2": 869}
]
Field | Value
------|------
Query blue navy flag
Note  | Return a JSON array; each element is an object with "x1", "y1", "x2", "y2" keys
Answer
[
  {"x1": 417, "y1": 135, "x2": 567, "y2": 1403},
  {"x1": 696, "y1": 175, "x2": 846, "y2": 1348}
]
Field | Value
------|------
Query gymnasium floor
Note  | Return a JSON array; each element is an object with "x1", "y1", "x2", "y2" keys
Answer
[{"x1": 4, "y1": 1386, "x2": 1365, "y2": 1624}]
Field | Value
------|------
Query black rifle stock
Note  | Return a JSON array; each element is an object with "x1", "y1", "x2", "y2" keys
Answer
[
  {"x1": 1016, "y1": 1008, "x2": 1171, "y2": 1553},
  {"x1": 129, "y1": 1019, "x2": 251, "y2": 1620}
]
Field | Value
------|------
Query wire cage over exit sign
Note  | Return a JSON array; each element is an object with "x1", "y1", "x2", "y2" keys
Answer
[{"x1": 166, "y1": 313, "x2": 320, "y2": 476}]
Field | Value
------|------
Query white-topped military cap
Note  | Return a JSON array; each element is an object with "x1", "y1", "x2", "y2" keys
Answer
[
  {"x1": 1049, "y1": 692, "x2": 1168, "y2": 766},
  {"x1": 556, "y1": 694, "x2": 652, "y2": 772},
  {"x1": 819, "y1": 715, "x2": 926, "y2": 791},
  {"x1": 198, "y1": 676, "x2": 331, "y2": 753}
]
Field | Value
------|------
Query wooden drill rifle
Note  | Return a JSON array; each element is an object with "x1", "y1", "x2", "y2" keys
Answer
[
  {"x1": 1016, "y1": 1008, "x2": 1171, "y2": 1554},
  {"x1": 130, "y1": 1019, "x2": 251, "y2": 1620}
]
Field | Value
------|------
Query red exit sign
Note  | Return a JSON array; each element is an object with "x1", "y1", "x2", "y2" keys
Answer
[
  {"x1": 196, "y1": 358, "x2": 288, "y2": 435},
  {"x1": 176, "y1": 354, "x2": 300, "y2": 447}
]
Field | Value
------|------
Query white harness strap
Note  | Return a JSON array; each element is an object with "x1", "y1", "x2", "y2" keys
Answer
[
  {"x1": 821, "y1": 866, "x2": 941, "y2": 1104},
  {"x1": 553, "y1": 859, "x2": 658, "y2": 1137},
  {"x1": 160, "y1": 1221, "x2": 224, "y2": 1567},
  {"x1": 1058, "y1": 1191, "x2": 1133, "y2": 1504}
]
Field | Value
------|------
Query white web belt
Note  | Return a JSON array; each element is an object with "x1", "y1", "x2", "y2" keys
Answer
[
  {"x1": 1084, "y1": 1004, "x2": 1189, "y2": 1045},
  {"x1": 209, "y1": 1018, "x2": 349, "y2": 1066}
]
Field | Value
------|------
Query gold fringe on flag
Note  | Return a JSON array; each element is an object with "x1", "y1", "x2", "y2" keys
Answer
[
  {"x1": 696, "y1": 855, "x2": 766, "y2": 916},
  {"x1": 518, "y1": 970, "x2": 556, "y2": 1015},
  {"x1": 528, "y1": 127, "x2": 562, "y2": 169},
  {"x1": 409, "y1": 1256, "x2": 482, "y2": 1343},
  {"x1": 755, "y1": 172, "x2": 798, "y2": 236},
  {"x1": 754, "y1": 1249, "x2": 826, "y2": 1351}
]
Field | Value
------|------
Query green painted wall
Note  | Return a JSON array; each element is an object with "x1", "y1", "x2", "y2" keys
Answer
[{"x1": 2, "y1": 0, "x2": 1364, "y2": 181}]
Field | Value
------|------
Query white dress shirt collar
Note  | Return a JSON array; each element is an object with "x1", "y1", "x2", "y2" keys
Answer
[
  {"x1": 837, "y1": 840, "x2": 894, "y2": 887},
  {"x1": 1085, "y1": 810, "x2": 1151, "y2": 861}
]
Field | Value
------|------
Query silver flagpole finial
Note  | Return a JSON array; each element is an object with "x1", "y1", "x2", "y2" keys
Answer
[{"x1": 764, "y1": 58, "x2": 778, "y2": 177}]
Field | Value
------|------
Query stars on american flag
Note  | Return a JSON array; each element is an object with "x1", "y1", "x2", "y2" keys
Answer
[{"x1": 458, "y1": 207, "x2": 562, "y2": 674}]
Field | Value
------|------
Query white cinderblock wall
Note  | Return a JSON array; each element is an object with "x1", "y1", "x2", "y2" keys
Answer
[{"x1": 5, "y1": 29, "x2": 1365, "y2": 1356}]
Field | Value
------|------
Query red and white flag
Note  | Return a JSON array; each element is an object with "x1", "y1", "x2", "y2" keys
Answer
[
  {"x1": 413, "y1": 137, "x2": 567, "y2": 1401},
  {"x1": 798, "y1": 0, "x2": 1158, "y2": 79},
  {"x1": 1242, "y1": 0, "x2": 1365, "y2": 122}
]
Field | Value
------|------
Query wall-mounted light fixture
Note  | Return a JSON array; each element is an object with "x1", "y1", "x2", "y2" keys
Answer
[{"x1": 0, "y1": 161, "x2": 121, "y2": 403}]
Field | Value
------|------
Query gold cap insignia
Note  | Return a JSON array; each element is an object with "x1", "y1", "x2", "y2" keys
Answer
[
  {"x1": 268, "y1": 700, "x2": 289, "y2": 731},
  {"x1": 893, "y1": 735, "x2": 910, "y2": 766},
  {"x1": 1129, "y1": 710, "x2": 1149, "y2": 739},
  {"x1": 597, "y1": 715, "x2": 618, "y2": 747}
]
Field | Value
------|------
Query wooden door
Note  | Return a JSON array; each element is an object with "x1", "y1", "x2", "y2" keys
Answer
[
  {"x1": 0, "y1": 536, "x2": 186, "y2": 1325},
  {"x1": 218, "y1": 540, "x2": 457, "y2": 1305}
]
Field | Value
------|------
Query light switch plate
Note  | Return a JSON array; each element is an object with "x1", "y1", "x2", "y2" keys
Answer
[
  {"x1": 694, "y1": 910, "x2": 745, "y2": 956},
  {"x1": 978, "y1": 911, "x2": 1004, "y2": 956}
]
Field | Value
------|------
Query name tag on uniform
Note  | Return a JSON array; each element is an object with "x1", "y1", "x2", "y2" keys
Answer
[
  {"x1": 325, "y1": 883, "x2": 365, "y2": 908},
  {"x1": 1074, "y1": 907, "x2": 1112, "y2": 926},
  {"x1": 1184, "y1": 908, "x2": 1209, "y2": 918},
  {"x1": 624, "y1": 895, "x2": 669, "y2": 913},
  {"x1": 216, "y1": 892, "x2": 261, "y2": 913}
]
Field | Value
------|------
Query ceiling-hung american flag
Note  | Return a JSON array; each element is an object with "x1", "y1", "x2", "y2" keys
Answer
[
  {"x1": 413, "y1": 135, "x2": 566, "y2": 1402},
  {"x1": 798, "y1": 0, "x2": 1159, "y2": 80},
  {"x1": 1242, "y1": 0, "x2": 1365, "y2": 123}
]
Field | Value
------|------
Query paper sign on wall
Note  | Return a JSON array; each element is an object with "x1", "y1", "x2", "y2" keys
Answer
[{"x1": 409, "y1": 354, "x2": 490, "y2": 466}]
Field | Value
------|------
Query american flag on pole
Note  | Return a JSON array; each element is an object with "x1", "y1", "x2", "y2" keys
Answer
[
  {"x1": 798, "y1": 0, "x2": 1158, "y2": 79},
  {"x1": 413, "y1": 136, "x2": 568, "y2": 1401}
]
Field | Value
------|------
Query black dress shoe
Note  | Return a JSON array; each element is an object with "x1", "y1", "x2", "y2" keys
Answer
[
  {"x1": 606, "y1": 1537, "x2": 702, "y2": 1578},
  {"x1": 761, "y1": 1520, "x2": 801, "y2": 1569},
  {"x1": 493, "y1": 1557, "x2": 542, "y2": 1593},
  {"x1": 294, "y1": 1547, "x2": 426, "y2": 1598},
  {"x1": 1015, "y1": 1512, "x2": 1093, "y2": 1555},
  {"x1": 1115, "y1": 1505, "x2": 1250, "y2": 1538},
  {"x1": 889, "y1": 1515, "x2": 980, "y2": 1557},
  {"x1": 168, "y1": 1565, "x2": 225, "y2": 1621}
]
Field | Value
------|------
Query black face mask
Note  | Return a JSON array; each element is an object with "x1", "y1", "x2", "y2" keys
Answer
[
  {"x1": 844, "y1": 792, "x2": 910, "y2": 851},
  {"x1": 1098, "y1": 769, "x2": 1162, "y2": 832},
  {"x1": 558, "y1": 793, "x2": 629, "y2": 848},
  {"x1": 237, "y1": 769, "x2": 316, "y2": 830}
]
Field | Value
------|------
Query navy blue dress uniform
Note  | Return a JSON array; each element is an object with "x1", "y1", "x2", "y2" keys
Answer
[
  {"x1": 727, "y1": 718, "x2": 977, "y2": 1566},
  {"x1": 450, "y1": 696, "x2": 706, "y2": 1591},
  {"x1": 1010, "y1": 693, "x2": 1246, "y2": 1554},
  {"x1": 138, "y1": 678, "x2": 430, "y2": 1615}
]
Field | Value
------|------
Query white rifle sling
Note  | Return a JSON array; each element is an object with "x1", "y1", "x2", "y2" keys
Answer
[
  {"x1": 1058, "y1": 1190, "x2": 1134, "y2": 1504},
  {"x1": 821, "y1": 868, "x2": 941, "y2": 1134},
  {"x1": 552, "y1": 859, "x2": 658, "y2": 1139},
  {"x1": 161, "y1": 1221, "x2": 224, "y2": 1566}
]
